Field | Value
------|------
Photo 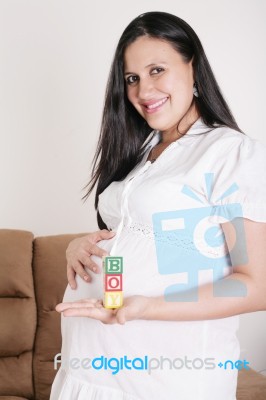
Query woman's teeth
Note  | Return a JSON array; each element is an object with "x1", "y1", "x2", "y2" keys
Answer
[{"x1": 146, "y1": 97, "x2": 168, "y2": 109}]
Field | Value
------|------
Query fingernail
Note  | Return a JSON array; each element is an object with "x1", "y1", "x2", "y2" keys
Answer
[
  {"x1": 93, "y1": 267, "x2": 97, "y2": 272},
  {"x1": 84, "y1": 276, "x2": 89, "y2": 281}
]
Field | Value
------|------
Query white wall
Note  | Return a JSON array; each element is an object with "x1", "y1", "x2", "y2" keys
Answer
[{"x1": 0, "y1": 0, "x2": 265, "y2": 373}]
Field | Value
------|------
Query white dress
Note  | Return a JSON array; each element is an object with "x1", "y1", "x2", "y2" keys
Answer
[{"x1": 50, "y1": 118, "x2": 266, "y2": 400}]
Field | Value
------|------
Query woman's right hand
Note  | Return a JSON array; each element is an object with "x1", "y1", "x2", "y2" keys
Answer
[{"x1": 66, "y1": 229, "x2": 116, "y2": 289}]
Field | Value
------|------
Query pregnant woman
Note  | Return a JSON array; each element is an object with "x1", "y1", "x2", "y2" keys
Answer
[{"x1": 50, "y1": 11, "x2": 266, "y2": 400}]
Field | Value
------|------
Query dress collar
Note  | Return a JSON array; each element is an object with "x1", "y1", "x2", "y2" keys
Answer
[
  {"x1": 141, "y1": 117, "x2": 213, "y2": 150},
  {"x1": 185, "y1": 117, "x2": 213, "y2": 135}
]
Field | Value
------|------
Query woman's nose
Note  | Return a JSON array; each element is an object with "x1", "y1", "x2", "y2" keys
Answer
[{"x1": 137, "y1": 78, "x2": 154, "y2": 100}]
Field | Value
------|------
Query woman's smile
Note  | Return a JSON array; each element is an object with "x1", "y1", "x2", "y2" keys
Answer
[{"x1": 142, "y1": 96, "x2": 169, "y2": 113}]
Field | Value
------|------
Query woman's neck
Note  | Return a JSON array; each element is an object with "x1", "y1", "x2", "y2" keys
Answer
[{"x1": 160, "y1": 107, "x2": 200, "y2": 144}]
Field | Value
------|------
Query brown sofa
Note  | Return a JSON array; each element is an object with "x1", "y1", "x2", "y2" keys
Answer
[
  {"x1": 0, "y1": 229, "x2": 265, "y2": 400},
  {"x1": 0, "y1": 229, "x2": 82, "y2": 400}
]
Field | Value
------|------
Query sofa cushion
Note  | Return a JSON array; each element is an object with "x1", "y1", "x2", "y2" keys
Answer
[
  {"x1": 237, "y1": 368, "x2": 266, "y2": 400},
  {"x1": 0, "y1": 397, "x2": 30, "y2": 399},
  {"x1": 0, "y1": 230, "x2": 35, "y2": 399},
  {"x1": 32, "y1": 233, "x2": 82, "y2": 400}
]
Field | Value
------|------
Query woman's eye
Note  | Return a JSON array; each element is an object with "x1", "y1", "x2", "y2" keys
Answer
[
  {"x1": 126, "y1": 75, "x2": 139, "y2": 85},
  {"x1": 151, "y1": 67, "x2": 164, "y2": 75}
]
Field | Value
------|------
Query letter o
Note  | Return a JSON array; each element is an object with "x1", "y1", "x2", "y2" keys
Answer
[
  {"x1": 109, "y1": 277, "x2": 119, "y2": 289},
  {"x1": 192, "y1": 358, "x2": 204, "y2": 369},
  {"x1": 173, "y1": 358, "x2": 184, "y2": 369}
]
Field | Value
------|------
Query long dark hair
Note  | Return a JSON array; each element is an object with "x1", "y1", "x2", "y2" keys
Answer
[{"x1": 83, "y1": 11, "x2": 242, "y2": 229}]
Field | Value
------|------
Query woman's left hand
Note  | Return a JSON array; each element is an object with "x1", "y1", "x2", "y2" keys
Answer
[{"x1": 55, "y1": 295, "x2": 150, "y2": 325}]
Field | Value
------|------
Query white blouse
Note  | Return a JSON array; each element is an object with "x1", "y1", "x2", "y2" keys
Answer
[{"x1": 50, "y1": 117, "x2": 266, "y2": 400}]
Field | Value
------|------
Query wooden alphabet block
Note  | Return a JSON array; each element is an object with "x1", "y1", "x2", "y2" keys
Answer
[
  {"x1": 104, "y1": 256, "x2": 123, "y2": 274},
  {"x1": 104, "y1": 291, "x2": 123, "y2": 309},
  {"x1": 103, "y1": 256, "x2": 123, "y2": 309},
  {"x1": 105, "y1": 274, "x2": 123, "y2": 291}
]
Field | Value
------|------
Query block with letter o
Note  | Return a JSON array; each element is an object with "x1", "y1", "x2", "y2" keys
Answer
[{"x1": 105, "y1": 274, "x2": 123, "y2": 291}]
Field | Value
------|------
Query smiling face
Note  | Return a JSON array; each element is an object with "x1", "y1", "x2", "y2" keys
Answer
[{"x1": 124, "y1": 36, "x2": 199, "y2": 139}]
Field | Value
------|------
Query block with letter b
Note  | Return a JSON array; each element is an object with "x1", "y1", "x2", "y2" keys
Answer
[
  {"x1": 104, "y1": 256, "x2": 123, "y2": 274},
  {"x1": 103, "y1": 256, "x2": 123, "y2": 309}
]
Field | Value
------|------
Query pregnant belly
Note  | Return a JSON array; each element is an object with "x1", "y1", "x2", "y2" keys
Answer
[
  {"x1": 63, "y1": 230, "x2": 192, "y2": 303},
  {"x1": 63, "y1": 229, "x2": 218, "y2": 304}
]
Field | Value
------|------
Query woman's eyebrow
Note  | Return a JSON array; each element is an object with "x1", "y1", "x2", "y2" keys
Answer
[{"x1": 124, "y1": 61, "x2": 167, "y2": 76}]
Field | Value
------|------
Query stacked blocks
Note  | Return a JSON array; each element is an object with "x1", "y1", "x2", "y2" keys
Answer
[{"x1": 103, "y1": 256, "x2": 123, "y2": 309}]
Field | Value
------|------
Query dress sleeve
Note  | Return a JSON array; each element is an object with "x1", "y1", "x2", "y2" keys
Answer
[{"x1": 208, "y1": 134, "x2": 266, "y2": 223}]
